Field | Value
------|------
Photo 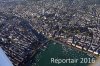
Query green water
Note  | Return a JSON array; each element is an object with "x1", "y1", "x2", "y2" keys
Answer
[{"x1": 32, "y1": 41, "x2": 95, "y2": 66}]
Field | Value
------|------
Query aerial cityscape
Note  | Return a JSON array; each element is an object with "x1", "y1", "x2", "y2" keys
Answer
[{"x1": 0, "y1": 0, "x2": 100, "y2": 66}]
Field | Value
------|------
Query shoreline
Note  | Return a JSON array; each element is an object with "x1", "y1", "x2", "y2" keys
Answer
[{"x1": 48, "y1": 38, "x2": 99, "y2": 58}]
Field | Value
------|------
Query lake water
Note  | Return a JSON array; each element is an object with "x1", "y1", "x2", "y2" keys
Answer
[{"x1": 31, "y1": 41, "x2": 96, "y2": 66}]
